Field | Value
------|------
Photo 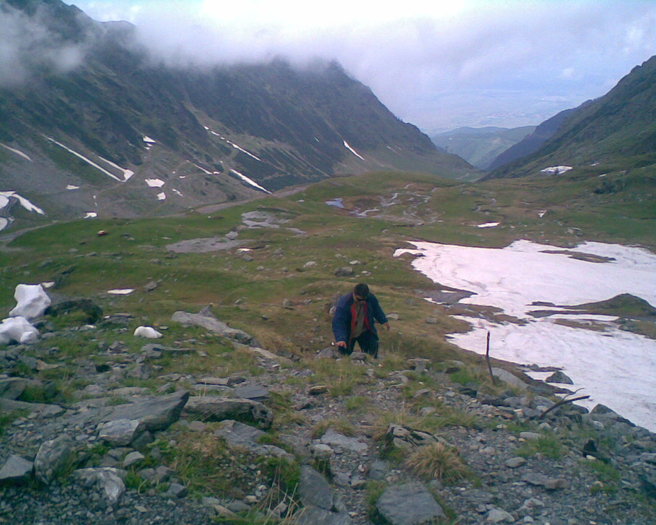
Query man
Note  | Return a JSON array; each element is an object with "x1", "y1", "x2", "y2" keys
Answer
[{"x1": 332, "y1": 283, "x2": 390, "y2": 358}]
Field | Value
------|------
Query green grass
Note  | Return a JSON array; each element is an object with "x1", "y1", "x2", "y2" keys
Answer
[{"x1": 516, "y1": 433, "x2": 565, "y2": 459}]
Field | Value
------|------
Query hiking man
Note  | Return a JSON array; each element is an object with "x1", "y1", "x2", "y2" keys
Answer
[{"x1": 332, "y1": 283, "x2": 390, "y2": 358}]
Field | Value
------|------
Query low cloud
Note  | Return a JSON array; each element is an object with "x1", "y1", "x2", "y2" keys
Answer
[{"x1": 0, "y1": 5, "x2": 85, "y2": 87}]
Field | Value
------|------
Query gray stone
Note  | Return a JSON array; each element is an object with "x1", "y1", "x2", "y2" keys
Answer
[
  {"x1": 545, "y1": 370, "x2": 574, "y2": 384},
  {"x1": 492, "y1": 368, "x2": 528, "y2": 390},
  {"x1": 487, "y1": 508, "x2": 515, "y2": 523},
  {"x1": 233, "y1": 383, "x2": 270, "y2": 401},
  {"x1": 407, "y1": 358, "x2": 430, "y2": 372},
  {"x1": 299, "y1": 465, "x2": 334, "y2": 511},
  {"x1": 368, "y1": 459, "x2": 390, "y2": 481},
  {"x1": 334, "y1": 266, "x2": 354, "y2": 277},
  {"x1": 106, "y1": 390, "x2": 189, "y2": 432},
  {"x1": 214, "y1": 420, "x2": 292, "y2": 458},
  {"x1": 376, "y1": 482, "x2": 445, "y2": 525},
  {"x1": 184, "y1": 396, "x2": 273, "y2": 428},
  {"x1": 295, "y1": 506, "x2": 353, "y2": 525},
  {"x1": 0, "y1": 377, "x2": 28, "y2": 399},
  {"x1": 34, "y1": 435, "x2": 75, "y2": 484},
  {"x1": 165, "y1": 482, "x2": 188, "y2": 498},
  {"x1": 171, "y1": 310, "x2": 257, "y2": 345},
  {"x1": 544, "y1": 478, "x2": 568, "y2": 490},
  {"x1": 519, "y1": 432, "x2": 541, "y2": 441},
  {"x1": 122, "y1": 451, "x2": 145, "y2": 468},
  {"x1": 73, "y1": 468, "x2": 126, "y2": 505},
  {"x1": 0, "y1": 398, "x2": 64, "y2": 418},
  {"x1": 97, "y1": 419, "x2": 144, "y2": 446},
  {"x1": 521, "y1": 472, "x2": 549, "y2": 487},
  {"x1": 0, "y1": 455, "x2": 33, "y2": 484},
  {"x1": 320, "y1": 429, "x2": 367, "y2": 453},
  {"x1": 505, "y1": 457, "x2": 527, "y2": 469}
]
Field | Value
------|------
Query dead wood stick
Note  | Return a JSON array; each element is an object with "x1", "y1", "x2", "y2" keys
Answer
[
  {"x1": 485, "y1": 331, "x2": 496, "y2": 385},
  {"x1": 539, "y1": 395, "x2": 590, "y2": 418}
]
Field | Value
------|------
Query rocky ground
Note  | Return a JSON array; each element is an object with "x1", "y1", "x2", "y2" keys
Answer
[{"x1": 1, "y1": 302, "x2": 655, "y2": 525}]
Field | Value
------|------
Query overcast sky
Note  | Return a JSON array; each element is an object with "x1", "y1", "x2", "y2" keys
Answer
[{"x1": 68, "y1": 0, "x2": 656, "y2": 133}]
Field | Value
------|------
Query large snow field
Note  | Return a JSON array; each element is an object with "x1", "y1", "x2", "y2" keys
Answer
[{"x1": 395, "y1": 240, "x2": 656, "y2": 431}]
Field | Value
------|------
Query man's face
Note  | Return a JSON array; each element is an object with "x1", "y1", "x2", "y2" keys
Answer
[{"x1": 354, "y1": 295, "x2": 366, "y2": 302}]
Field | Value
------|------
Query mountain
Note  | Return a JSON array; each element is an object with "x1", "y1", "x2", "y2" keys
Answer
[
  {"x1": 487, "y1": 55, "x2": 656, "y2": 178},
  {"x1": 486, "y1": 109, "x2": 580, "y2": 171},
  {"x1": 431, "y1": 126, "x2": 535, "y2": 170},
  {"x1": 0, "y1": 0, "x2": 475, "y2": 229}
]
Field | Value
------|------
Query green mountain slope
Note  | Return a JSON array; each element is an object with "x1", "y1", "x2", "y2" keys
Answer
[
  {"x1": 488, "y1": 55, "x2": 656, "y2": 179},
  {"x1": 432, "y1": 126, "x2": 535, "y2": 170}
]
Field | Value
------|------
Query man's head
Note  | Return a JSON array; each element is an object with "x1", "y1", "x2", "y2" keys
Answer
[{"x1": 353, "y1": 283, "x2": 370, "y2": 301}]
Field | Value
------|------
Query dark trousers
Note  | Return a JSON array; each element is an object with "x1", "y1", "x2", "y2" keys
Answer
[{"x1": 342, "y1": 331, "x2": 379, "y2": 358}]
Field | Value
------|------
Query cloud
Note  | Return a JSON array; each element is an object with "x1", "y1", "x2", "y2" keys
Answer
[
  {"x1": 0, "y1": 4, "x2": 86, "y2": 87},
  {"x1": 61, "y1": 1, "x2": 656, "y2": 130}
]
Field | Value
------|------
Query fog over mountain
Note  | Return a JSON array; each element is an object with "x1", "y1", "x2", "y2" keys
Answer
[{"x1": 68, "y1": 0, "x2": 656, "y2": 132}]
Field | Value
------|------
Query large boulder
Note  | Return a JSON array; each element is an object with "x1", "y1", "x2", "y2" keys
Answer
[
  {"x1": 298, "y1": 465, "x2": 335, "y2": 511},
  {"x1": 0, "y1": 377, "x2": 29, "y2": 399},
  {"x1": 34, "y1": 435, "x2": 76, "y2": 484},
  {"x1": 0, "y1": 455, "x2": 33, "y2": 484},
  {"x1": 97, "y1": 419, "x2": 145, "y2": 446},
  {"x1": 104, "y1": 391, "x2": 189, "y2": 432},
  {"x1": 73, "y1": 468, "x2": 126, "y2": 505},
  {"x1": 375, "y1": 482, "x2": 445, "y2": 525},
  {"x1": 214, "y1": 420, "x2": 291, "y2": 459},
  {"x1": 171, "y1": 308, "x2": 257, "y2": 345},
  {"x1": 184, "y1": 396, "x2": 273, "y2": 429}
]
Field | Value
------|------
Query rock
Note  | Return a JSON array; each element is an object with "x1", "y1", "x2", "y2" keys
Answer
[
  {"x1": 0, "y1": 398, "x2": 64, "y2": 417},
  {"x1": 122, "y1": 451, "x2": 145, "y2": 468},
  {"x1": 368, "y1": 459, "x2": 390, "y2": 481},
  {"x1": 45, "y1": 299, "x2": 103, "y2": 324},
  {"x1": 521, "y1": 472, "x2": 549, "y2": 487},
  {"x1": 492, "y1": 368, "x2": 528, "y2": 390},
  {"x1": 0, "y1": 455, "x2": 33, "y2": 484},
  {"x1": 233, "y1": 383, "x2": 269, "y2": 401},
  {"x1": 97, "y1": 419, "x2": 144, "y2": 446},
  {"x1": 317, "y1": 347, "x2": 338, "y2": 359},
  {"x1": 350, "y1": 352, "x2": 368, "y2": 361},
  {"x1": 295, "y1": 506, "x2": 353, "y2": 525},
  {"x1": 505, "y1": 457, "x2": 527, "y2": 469},
  {"x1": 376, "y1": 482, "x2": 445, "y2": 525},
  {"x1": 545, "y1": 370, "x2": 574, "y2": 384},
  {"x1": 9, "y1": 284, "x2": 51, "y2": 320},
  {"x1": 309, "y1": 385, "x2": 329, "y2": 395},
  {"x1": 299, "y1": 465, "x2": 334, "y2": 511},
  {"x1": 334, "y1": 266, "x2": 354, "y2": 277},
  {"x1": 320, "y1": 429, "x2": 367, "y2": 453},
  {"x1": 215, "y1": 420, "x2": 291, "y2": 458},
  {"x1": 73, "y1": 467, "x2": 126, "y2": 505},
  {"x1": 105, "y1": 390, "x2": 189, "y2": 432},
  {"x1": 144, "y1": 281, "x2": 158, "y2": 292},
  {"x1": 184, "y1": 396, "x2": 273, "y2": 428},
  {"x1": 34, "y1": 435, "x2": 76, "y2": 484},
  {"x1": 519, "y1": 432, "x2": 541, "y2": 441},
  {"x1": 133, "y1": 326, "x2": 163, "y2": 339},
  {"x1": 165, "y1": 482, "x2": 188, "y2": 498},
  {"x1": 171, "y1": 309, "x2": 257, "y2": 345},
  {"x1": 544, "y1": 478, "x2": 568, "y2": 490},
  {"x1": 310, "y1": 444, "x2": 334, "y2": 461},
  {"x1": 486, "y1": 508, "x2": 515, "y2": 523},
  {"x1": 0, "y1": 377, "x2": 29, "y2": 399},
  {"x1": 407, "y1": 358, "x2": 430, "y2": 372}
]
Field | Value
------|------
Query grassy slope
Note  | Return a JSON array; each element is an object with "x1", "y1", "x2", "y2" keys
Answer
[{"x1": 2, "y1": 168, "x2": 654, "y2": 359}]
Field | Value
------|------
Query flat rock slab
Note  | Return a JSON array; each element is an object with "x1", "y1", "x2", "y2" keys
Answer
[
  {"x1": 184, "y1": 396, "x2": 273, "y2": 429},
  {"x1": 0, "y1": 398, "x2": 64, "y2": 417},
  {"x1": 319, "y1": 429, "x2": 367, "y2": 453},
  {"x1": 166, "y1": 237, "x2": 244, "y2": 253},
  {"x1": 233, "y1": 383, "x2": 269, "y2": 401},
  {"x1": 105, "y1": 391, "x2": 189, "y2": 432},
  {"x1": 299, "y1": 465, "x2": 334, "y2": 511},
  {"x1": 215, "y1": 420, "x2": 291, "y2": 459},
  {"x1": 172, "y1": 310, "x2": 256, "y2": 345},
  {"x1": 0, "y1": 455, "x2": 33, "y2": 484},
  {"x1": 376, "y1": 482, "x2": 445, "y2": 525}
]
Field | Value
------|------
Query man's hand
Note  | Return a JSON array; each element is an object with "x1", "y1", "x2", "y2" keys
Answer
[
  {"x1": 382, "y1": 322, "x2": 391, "y2": 331},
  {"x1": 335, "y1": 341, "x2": 347, "y2": 348}
]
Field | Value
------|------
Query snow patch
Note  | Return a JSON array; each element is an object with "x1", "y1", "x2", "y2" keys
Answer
[
  {"x1": 0, "y1": 191, "x2": 45, "y2": 215},
  {"x1": 9, "y1": 284, "x2": 51, "y2": 320},
  {"x1": 145, "y1": 178, "x2": 165, "y2": 188},
  {"x1": 156, "y1": 192, "x2": 166, "y2": 201},
  {"x1": 98, "y1": 156, "x2": 134, "y2": 181},
  {"x1": 143, "y1": 136, "x2": 156, "y2": 144},
  {"x1": 66, "y1": 185, "x2": 80, "y2": 190},
  {"x1": 230, "y1": 169, "x2": 271, "y2": 194},
  {"x1": 134, "y1": 326, "x2": 162, "y2": 339},
  {"x1": 395, "y1": 240, "x2": 656, "y2": 431},
  {"x1": 0, "y1": 218, "x2": 9, "y2": 231},
  {"x1": 84, "y1": 212, "x2": 97, "y2": 219},
  {"x1": 107, "y1": 289, "x2": 134, "y2": 295},
  {"x1": 0, "y1": 317, "x2": 39, "y2": 345},
  {"x1": 205, "y1": 127, "x2": 262, "y2": 161},
  {"x1": 0, "y1": 143, "x2": 32, "y2": 162},
  {"x1": 45, "y1": 137, "x2": 124, "y2": 182},
  {"x1": 541, "y1": 165, "x2": 573, "y2": 175},
  {"x1": 172, "y1": 189, "x2": 183, "y2": 197},
  {"x1": 477, "y1": 222, "x2": 499, "y2": 228},
  {"x1": 343, "y1": 140, "x2": 365, "y2": 161}
]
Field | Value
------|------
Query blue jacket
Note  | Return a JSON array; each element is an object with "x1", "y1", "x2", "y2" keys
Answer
[{"x1": 332, "y1": 292, "x2": 388, "y2": 343}]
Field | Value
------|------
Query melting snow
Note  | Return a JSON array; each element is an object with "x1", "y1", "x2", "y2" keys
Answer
[
  {"x1": 45, "y1": 137, "x2": 124, "y2": 182},
  {"x1": 343, "y1": 140, "x2": 365, "y2": 161},
  {"x1": 204, "y1": 127, "x2": 262, "y2": 161},
  {"x1": 66, "y1": 185, "x2": 80, "y2": 190},
  {"x1": 477, "y1": 222, "x2": 499, "y2": 228},
  {"x1": 541, "y1": 166, "x2": 573, "y2": 175},
  {"x1": 107, "y1": 289, "x2": 134, "y2": 295},
  {"x1": 193, "y1": 163, "x2": 213, "y2": 175},
  {"x1": 84, "y1": 212, "x2": 97, "y2": 219},
  {"x1": 172, "y1": 189, "x2": 183, "y2": 197},
  {"x1": 156, "y1": 192, "x2": 166, "y2": 201},
  {"x1": 230, "y1": 169, "x2": 271, "y2": 194},
  {"x1": 0, "y1": 218, "x2": 9, "y2": 231},
  {"x1": 98, "y1": 156, "x2": 134, "y2": 181},
  {"x1": 0, "y1": 191, "x2": 45, "y2": 215},
  {"x1": 0, "y1": 143, "x2": 32, "y2": 162},
  {"x1": 145, "y1": 178, "x2": 165, "y2": 188},
  {"x1": 143, "y1": 136, "x2": 156, "y2": 144},
  {"x1": 395, "y1": 240, "x2": 656, "y2": 431},
  {"x1": 9, "y1": 284, "x2": 51, "y2": 320}
]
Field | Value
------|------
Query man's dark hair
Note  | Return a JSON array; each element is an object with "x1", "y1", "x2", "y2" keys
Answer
[{"x1": 354, "y1": 283, "x2": 370, "y2": 299}]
